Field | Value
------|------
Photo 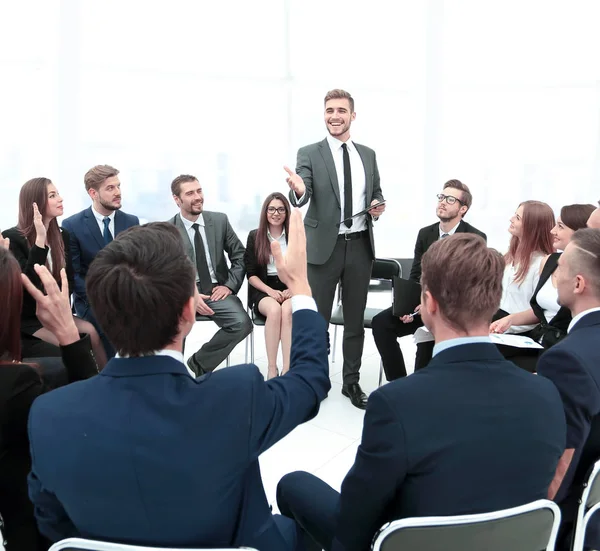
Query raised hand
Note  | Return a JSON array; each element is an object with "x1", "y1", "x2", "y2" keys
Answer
[
  {"x1": 284, "y1": 165, "x2": 306, "y2": 197},
  {"x1": 21, "y1": 265, "x2": 80, "y2": 346},
  {"x1": 33, "y1": 202, "x2": 47, "y2": 248},
  {"x1": 271, "y1": 208, "x2": 311, "y2": 297}
]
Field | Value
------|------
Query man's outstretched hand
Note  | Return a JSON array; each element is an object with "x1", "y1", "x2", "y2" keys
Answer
[
  {"x1": 271, "y1": 208, "x2": 311, "y2": 297},
  {"x1": 284, "y1": 166, "x2": 306, "y2": 198}
]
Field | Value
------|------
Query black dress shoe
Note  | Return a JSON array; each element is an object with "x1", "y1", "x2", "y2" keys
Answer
[{"x1": 341, "y1": 383, "x2": 368, "y2": 410}]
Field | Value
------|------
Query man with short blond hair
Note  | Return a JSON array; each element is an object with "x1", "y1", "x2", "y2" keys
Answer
[
  {"x1": 62, "y1": 164, "x2": 139, "y2": 357},
  {"x1": 277, "y1": 233, "x2": 565, "y2": 551}
]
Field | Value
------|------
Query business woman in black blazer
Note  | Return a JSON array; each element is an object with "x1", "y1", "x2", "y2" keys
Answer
[
  {"x1": 244, "y1": 193, "x2": 291, "y2": 379},
  {"x1": 0, "y1": 245, "x2": 97, "y2": 551},
  {"x1": 2, "y1": 178, "x2": 107, "y2": 367},
  {"x1": 490, "y1": 203, "x2": 596, "y2": 371}
]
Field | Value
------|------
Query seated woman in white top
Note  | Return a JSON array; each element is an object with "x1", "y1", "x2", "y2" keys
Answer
[
  {"x1": 490, "y1": 203, "x2": 595, "y2": 371},
  {"x1": 244, "y1": 193, "x2": 292, "y2": 380},
  {"x1": 492, "y1": 200, "x2": 555, "y2": 335}
]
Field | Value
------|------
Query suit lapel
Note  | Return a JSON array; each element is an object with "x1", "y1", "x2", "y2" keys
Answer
[
  {"x1": 355, "y1": 144, "x2": 372, "y2": 206},
  {"x1": 173, "y1": 214, "x2": 195, "y2": 262},
  {"x1": 317, "y1": 139, "x2": 341, "y2": 207},
  {"x1": 425, "y1": 224, "x2": 439, "y2": 250},
  {"x1": 83, "y1": 207, "x2": 106, "y2": 249},
  {"x1": 455, "y1": 220, "x2": 467, "y2": 234},
  {"x1": 202, "y1": 212, "x2": 219, "y2": 265}
]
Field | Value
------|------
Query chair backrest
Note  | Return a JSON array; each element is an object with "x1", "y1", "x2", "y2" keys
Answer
[
  {"x1": 49, "y1": 537, "x2": 258, "y2": 551},
  {"x1": 371, "y1": 499, "x2": 561, "y2": 551},
  {"x1": 395, "y1": 258, "x2": 413, "y2": 281},
  {"x1": 571, "y1": 459, "x2": 600, "y2": 551},
  {"x1": 371, "y1": 258, "x2": 402, "y2": 282}
]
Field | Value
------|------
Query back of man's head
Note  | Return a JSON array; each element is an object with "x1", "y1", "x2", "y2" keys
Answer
[
  {"x1": 86, "y1": 222, "x2": 196, "y2": 356},
  {"x1": 563, "y1": 228, "x2": 600, "y2": 305},
  {"x1": 421, "y1": 233, "x2": 504, "y2": 333},
  {"x1": 587, "y1": 201, "x2": 600, "y2": 229}
]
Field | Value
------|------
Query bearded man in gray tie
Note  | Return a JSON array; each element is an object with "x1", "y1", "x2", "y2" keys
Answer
[
  {"x1": 169, "y1": 175, "x2": 252, "y2": 375},
  {"x1": 285, "y1": 89, "x2": 385, "y2": 409}
]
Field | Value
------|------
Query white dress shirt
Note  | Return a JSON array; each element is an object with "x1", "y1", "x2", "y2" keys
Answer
[
  {"x1": 92, "y1": 206, "x2": 116, "y2": 239},
  {"x1": 180, "y1": 214, "x2": 218, "y2": 284},
  {"x1": 326, "y1": 134, "x2": 367, "y2": 234},
  {"x1": 568, "y1": 307, "x2": 600, "y2": 333},
  {"x1": 267, "y1": 229, "x2": 287, "y2": 276},
  {"x1": 438, "y1": 220, "x2": 461, "y2": 239}
]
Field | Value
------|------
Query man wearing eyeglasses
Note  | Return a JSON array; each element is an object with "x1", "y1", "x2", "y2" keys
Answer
[{"x1": 372, "y1": 180, "x2": 486, "y2": 381}]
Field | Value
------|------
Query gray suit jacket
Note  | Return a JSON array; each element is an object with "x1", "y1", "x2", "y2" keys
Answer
[
  {"x1": 289, "y1": 138, "x2": 384, "y2": 265},
  {"x1": 168, "y1": 211, "x2": 246, "y2": 294}
]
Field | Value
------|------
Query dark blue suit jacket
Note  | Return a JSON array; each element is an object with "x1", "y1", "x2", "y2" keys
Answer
[
  {"x1": 61, "y1": 207, "x2": 139, "y2": 315},
  {"x1": 332, "y1": 343, "x2": 566, "y2": 551},
  {"x1": 537, "y1": 310, "x2": 600, "y2": 545},
  {"x1": 27, "y1": 309, "x2": 330, "y2": 551}
]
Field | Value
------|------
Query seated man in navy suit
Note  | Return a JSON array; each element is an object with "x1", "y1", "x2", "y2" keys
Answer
[
  {"x1": 277, "y1": 233, "x2": 566, "y2": 551},
  {"x1": 27, "y1": 211, "x2": 330, "y2": 551},
  {"x1": 537, "y1": 228, "x2": 600, "y2": 551},
  {"x1": 62, "y1": 165, "x2": 139, "y2": 358}
]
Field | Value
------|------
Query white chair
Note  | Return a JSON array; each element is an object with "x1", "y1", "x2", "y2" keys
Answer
[
  {"x1": 371, "y1": 499, "x2": 561, "y2": 551},
  {"x1": 571, "y1": 459, "x2": 600, "y2": 551},
  {"x1": 0, "y1": 512, "x2": 6, "y2": 551},
  {"x1": 49, "y1": 537, "x2": 258, "y2": 550}
]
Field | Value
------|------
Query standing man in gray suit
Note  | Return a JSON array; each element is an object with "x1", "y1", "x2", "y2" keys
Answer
[
  {"x1": 169, "y1": 174, "x2": 252, "y2": 375},
  {"x1": 285, "y1": 89, "x2": 386, "y2": 409}
]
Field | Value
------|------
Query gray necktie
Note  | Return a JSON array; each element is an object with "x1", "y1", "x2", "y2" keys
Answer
[{"x1": 440, "y1": 233, "x2": 449, "y2": 239}]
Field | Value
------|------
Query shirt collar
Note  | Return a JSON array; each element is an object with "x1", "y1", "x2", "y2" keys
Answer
[
  {"x1": 116, "y1": 349, "x2": 195, "y2": 378},
  {"x1": 327, "y1": 133, "x2": 352, "y2": 151},
  {"x1": 439, "y1": 220, "x2": 461, "y2": 238},
  {"x1": 181, "y1": 213, "x2": 204, "y2": 230},
  {"x1": 433, "y1": 336, "x2": 492, "y2": 357},
  {"x1": 267, "y1": 228, "x2": 286, "y2": 241},
  {"x1": 568, "y1": 307, "x2": 600, "y2": 333},
  {"x1": 92, "y1": 206, "x2": 116, "y2": 223}
]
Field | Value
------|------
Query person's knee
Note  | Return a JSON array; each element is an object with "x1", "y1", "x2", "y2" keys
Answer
[
  {"x1": 282, "y1": 301, "x2": 293, "y2": 323},
  {"x1": 266, "y1": 304, "x2": 283, "y2": 322},
  {"x1": 237, "y1": 313, "x2": 253, "y2": 337},
  {"x1": 276, "y1": 471, "x2": 311, "y2": 512}
]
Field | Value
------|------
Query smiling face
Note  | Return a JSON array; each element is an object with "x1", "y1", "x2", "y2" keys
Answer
[
  {"x1": 174, "y1": 180, "x2": 203, "y2": 218},
  {"x1": 550, "y1": 217, "x2": 575, "y2": 251},
  {"x1": 324, "y1": 98, "x2": 355, "y2": 142},
  {"x1": 509, "y1": 205, "x2": 525, "y2": 237},
  {"x1": 266, "y1": 198, "x2": 286, "y2": 229},
  {"x1": 45, "y1": 182, "x2": 64, "y2": 220}
]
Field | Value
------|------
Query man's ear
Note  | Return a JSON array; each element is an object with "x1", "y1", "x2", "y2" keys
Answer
[
  {"x1": 423, "y1": 289, "x2": 438, "y2": 315},
  {"x1": 181, "y1": 295, "x2": 196, "y2": 327},
  {"x1": 574, "y1": 274, "x2": 587, "y2": 296}
]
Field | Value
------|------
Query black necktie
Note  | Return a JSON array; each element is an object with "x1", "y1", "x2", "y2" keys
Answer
[
  {"x1": 191, "y1": 223, "x2": 213, "y2": 294},
  {"x1": 103, "y1": 217, "x2": 113, "y2": 245},
  {"x1": 342, "y1": 143, "x2": 352, "y2": 228},
  {"x1": 441, "y1": 233, "x2": 449, "y2": 239}
]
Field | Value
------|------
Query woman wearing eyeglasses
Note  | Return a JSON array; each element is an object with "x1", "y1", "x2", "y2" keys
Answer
[
  {"x1": 244, "y1": 193, "x2": 292, "y2": 379},
  {"x1": 490, "y1": 203, "x2": 595, "y2": 370}
]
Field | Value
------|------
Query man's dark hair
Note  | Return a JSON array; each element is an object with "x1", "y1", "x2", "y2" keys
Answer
[
  {"x1": 86, "y1": 222, "x2": 195, "y2": 356},
  {"x1": 570, "y1": 228, "x2": 600, "y2": 299},
  {"x1": 171, "y1": 174, "x2": 198, "y2": 197}
]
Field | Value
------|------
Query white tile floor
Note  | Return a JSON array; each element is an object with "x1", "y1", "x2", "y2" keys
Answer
[{"x1": 183, "y1": 293, "x2": 416, "y2": 511}]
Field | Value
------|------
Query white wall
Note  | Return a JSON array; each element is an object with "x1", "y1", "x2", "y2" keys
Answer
[{"x1": 1, "y1": 0, "x2": 599, "y2": 256}]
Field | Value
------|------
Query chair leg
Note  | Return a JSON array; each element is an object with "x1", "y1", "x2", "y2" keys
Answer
[
  {"x1": 250, "y1": 326, "x2": 255, "y2": 364},
  {"x1": 378, "y1": 359, "x2": 384, "y2": 387},
  {"x1": 332, "y1": 324, "x2": 338, "y2": 363},
  {"x1": 245, "y1": 330, "x2": 249, "y2": 364},
  {"x1": 226, "y1": 355, "x2": 230, "y2": 368}
]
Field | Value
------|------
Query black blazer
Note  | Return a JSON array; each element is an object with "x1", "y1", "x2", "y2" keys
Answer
[
  {"x1": 0, "y1": 336, "x2": 97, "y2": 551},
  {"x1": 529, "y1": 253, "x2": 571, "y2": 348},
  {"x1": 2, "y1": 227, "x2": 75, "y2": 326},
  {"x1": 409, "y1": 220, "x2": 487, "y2": 281},
  {"x1": 244, "y1": 229, "x2": 288, "y2": 309},
  {"x1": 332, "y1": 343, "x2": 566, "y2": 551}
]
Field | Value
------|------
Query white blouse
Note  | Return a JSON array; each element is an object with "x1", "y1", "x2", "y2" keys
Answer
[
  {"x1": 536, "y1": 275, "x2": 560, "y2": 322},
  {"x1": 500, "y1": 253, "x2": 544, "y2": 334}
]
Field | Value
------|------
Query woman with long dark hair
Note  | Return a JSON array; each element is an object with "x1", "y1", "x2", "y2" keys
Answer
[
  {"x1": 0, "y1": 244, "x2": 97, "y2": 550},
  {"x1": 2, "y1": 178, "x2": 107, "y2": 367},
  {"x1": 244, "y1": 192, "x2": 292, "y2": 379}
]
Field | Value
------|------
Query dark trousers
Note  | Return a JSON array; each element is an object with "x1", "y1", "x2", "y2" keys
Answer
[
  {"x1": 372, "y1": 306, "x2": 424, "y2": 380},
  {"x1": 308, "y1": 232, "x2": 373, "y2": 385},
  {"x1": 187, "y1": 291, "x2": 252, "y2": 372},
  {"x1": 74, "y1": 299, "x2": 116, "y2": 359},
  {"x1": 277, "y1": 471, "x2": 340, "y2": 551}
]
